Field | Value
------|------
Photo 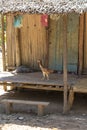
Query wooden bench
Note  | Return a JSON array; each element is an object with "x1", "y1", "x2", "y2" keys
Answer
[{"x1": 1, "y1": 99, "x2": 50, "y2": 116}]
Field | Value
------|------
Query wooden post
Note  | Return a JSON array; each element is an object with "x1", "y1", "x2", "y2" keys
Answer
[
  {"x1": 3, "y1": 84, "x2": 7, "y2": 91},
  {"x1": 68, "y1": 89, "x2": 74, "y2": 110},
  {"x1": 4, "y1": 102, "x2": 13, "y2": 114},
  {"x1": 38, "y1": 105, "x2": 44, "y2": 116},
  {"x1": 78, "y1": 13, "x2": 84, "y2": 75},
  {"x1": 1, "y1": 14, "x2": 6, "y2": 71},
  {"x1": 15, "y1": 28, "x2": 21, "y2": 67},
  {"x1": 63, "y1": 14, "x2": 68, "y2": 113}
]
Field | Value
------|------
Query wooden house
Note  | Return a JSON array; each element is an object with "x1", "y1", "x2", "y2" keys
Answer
[{"x1": 0, "y1": 0, "x2": 87, "y2": 113}]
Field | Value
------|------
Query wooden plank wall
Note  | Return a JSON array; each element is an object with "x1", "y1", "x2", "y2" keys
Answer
[
  {"x1": 49, "y1": 14, "x2": 63, "y2": 71},
  {"x1": 49, "y1": 13, "x2": 79, "y2": 73},
  {"x1": 67, "y1": 13, "x2": 79, "y2": 73},
  {"x1": 6, "y1": 14, "x2": 48, "y2": 69},
  {"x1": 20, "y1": 14, "x2": 48, "y2": 69}
]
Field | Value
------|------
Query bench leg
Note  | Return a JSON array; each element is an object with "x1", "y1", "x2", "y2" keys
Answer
[
  {"x1": 3, "y1": 85, "x2": 7, "y2": 91},
  {"x1": 68, "y1": 89, "x2": 74, "y2": 111},
  {"x1": 38, "y1": 105, "x2": 44, "y2": 116},
  {"x1": 4, "y1": 103, "x2": 13, "y2": 114}
]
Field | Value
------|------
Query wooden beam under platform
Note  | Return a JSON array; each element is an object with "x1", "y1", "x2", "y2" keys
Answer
[{"x1": 0, "y1": 82, "x2": 66, "y2": 91}]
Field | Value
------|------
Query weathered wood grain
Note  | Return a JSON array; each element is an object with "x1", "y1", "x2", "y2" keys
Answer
[
  {"x1": 78, "y1": 14, "x2": 84, "y2": 75},
  {"x1": 83, "y1": 13, "x2": 87, "y2": 73},
  {"x1": 1, "y1": 15, "x2": 6, "y2": 71}
]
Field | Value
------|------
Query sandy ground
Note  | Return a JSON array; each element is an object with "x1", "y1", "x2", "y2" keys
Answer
[{"x1": 0, "y1": 49, "x2": 87, "y2": 130}]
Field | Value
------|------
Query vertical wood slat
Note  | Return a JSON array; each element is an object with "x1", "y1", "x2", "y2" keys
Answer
[
  {"x1": 83, "y1": 13, "x2": 87, "y2": 73},
  {"x1": 45, "y1": 18, "x2": 49, "y2": 67},
  {"x1": 6, "y1": 14, "x2": 16, "y2": 69},
  {"x1": 15, "y1": 28, "x2": 21, "y2": 67},
  {"x1": 78, "y1": 14, "x2": 84, "y2": 75},
  {"x1": 48, "y1": 15, "x2": 57, "y2": 69},
  {"x1": 63, "y1": 14, "x2": 68, "y2": 113},
  {"x1": 1, "y1": 14, "x2": 6, "y2": 71},
  {"x1": 56, "y1": 15, "x2": 63, "y2": 71},
  {"x1": 6, "y1": 14, "x2": 12, "y2": 67},
  {"x1": 20, "y1": 14, "x2": 27, "y2": 65},
  {"x1": 11, "y1": 16, "x2": 16, "y2": 67}
]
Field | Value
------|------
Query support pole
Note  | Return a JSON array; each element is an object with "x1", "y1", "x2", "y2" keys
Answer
[
  {"x1": 68, "y1": 89, "x2": 74, "y2": 110},
  {"x1": 63, "y1": 14, "x2": 68, "y2": 114},
  {"x1": 78, "y1": 14, "x2": 84, "y2": 75},
  {"x1": 1, "y1": 14, "x2": 6, "y2": 71}
]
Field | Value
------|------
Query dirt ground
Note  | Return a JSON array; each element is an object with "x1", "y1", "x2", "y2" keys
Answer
[{"x1": 0, "y1": 50, "x2": 87, "y2": 130}]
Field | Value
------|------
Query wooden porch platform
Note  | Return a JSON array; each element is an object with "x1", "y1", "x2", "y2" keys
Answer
[
  {"x1": 1, "y1": 72, "x2": 87, "y2": 111},
  {"x1": 0, "y1": 72, "x2": 78, "y2": 91},
  {"x1": 71, "y1": 76, "x2": 87, "y2": 93}
]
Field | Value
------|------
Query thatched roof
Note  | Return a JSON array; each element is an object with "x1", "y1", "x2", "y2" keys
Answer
[{"x1": 0, "y1": 0, "x2": 87, "y2": 14}]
